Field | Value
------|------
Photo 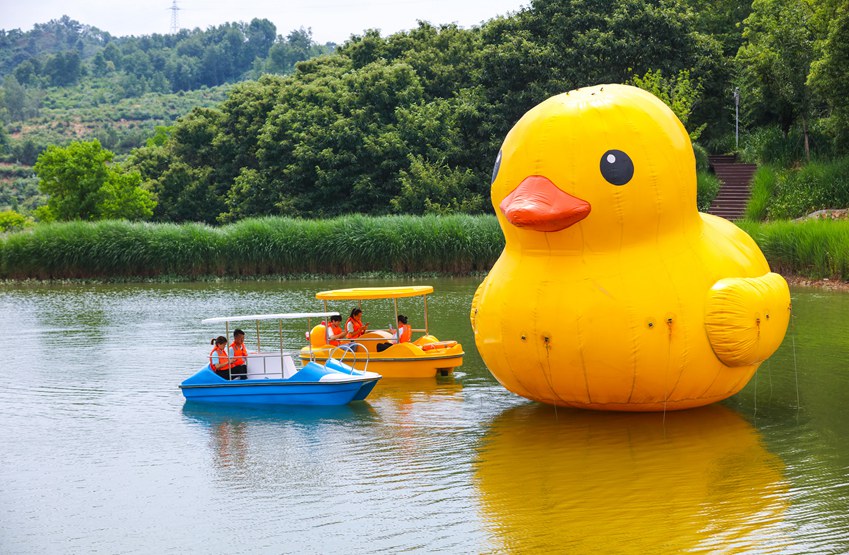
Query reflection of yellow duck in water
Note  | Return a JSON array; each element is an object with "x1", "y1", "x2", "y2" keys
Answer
[
  {"x1": 475, "y1": 404, "x2": 789, "y2": 552},
  {"x1": 471, "y1": 84, "x2": 791, "y2": 411}
]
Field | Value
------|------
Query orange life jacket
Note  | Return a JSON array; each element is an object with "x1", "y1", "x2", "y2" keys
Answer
[
  {"x1": 327, "y1": 322, "x2": 344, "y2": 346},
  {"x1": 230, "y1": 341, "x2": 247, "y2": 366},
  {"x1": 209, "y1": 345, "x2": 230, "y2": 371},
  {"x1": 346, "y1": 317, "x2": 365, "y2": 339},
  {"x1": 397, "y1": 323, "x2": 412, "y2": 343}
]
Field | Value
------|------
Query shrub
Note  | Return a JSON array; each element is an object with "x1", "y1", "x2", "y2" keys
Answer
[
  {"x1": 767, "y1": 158, "x2": 849, "y2": 219},
  {"x1": 744, "y1": 166, "x2": 778, "y2": 221},
  {"x1": 696, "y1": 170, "x2": 721, "y2": 212},
  {"x1": 0, "y1": 210, "x2": 32, "y2": 232}
]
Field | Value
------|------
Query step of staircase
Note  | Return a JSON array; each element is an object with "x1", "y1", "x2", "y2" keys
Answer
[{"x1": 707, "y1": 155, "x2": 757, "y2": 221}]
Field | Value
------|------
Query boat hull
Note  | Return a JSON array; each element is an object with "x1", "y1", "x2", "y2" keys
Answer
[
  {"x1": 301, "y1": 344, "x2": 464, "y2": 378},
  {"x1": 180, "y1": 366, "x2": 380, "y2": 406}
]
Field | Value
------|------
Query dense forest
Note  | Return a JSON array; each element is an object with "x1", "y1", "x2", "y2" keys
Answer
[{"x1": 2, "y1": 0, "x2": 849, "y2": 228}]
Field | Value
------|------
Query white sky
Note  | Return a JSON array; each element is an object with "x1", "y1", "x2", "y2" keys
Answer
[{"x1": 0, "y1": 0, "x2": 530, "y2": 44}]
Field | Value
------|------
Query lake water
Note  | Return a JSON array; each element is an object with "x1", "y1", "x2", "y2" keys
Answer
[{"x1": 1, "y1": 278, "x2": 847, "y2": 553}]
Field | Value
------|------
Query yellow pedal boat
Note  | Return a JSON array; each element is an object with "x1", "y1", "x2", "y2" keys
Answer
[{"x1": 299, "y1": 286, "x2": 464, "y2": 378}]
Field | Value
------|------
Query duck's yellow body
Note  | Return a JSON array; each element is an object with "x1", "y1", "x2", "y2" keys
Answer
[{"x1": 471, "y1": 84, "x2": 791, "y2": 411}]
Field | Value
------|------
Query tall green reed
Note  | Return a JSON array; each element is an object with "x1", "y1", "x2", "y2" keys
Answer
[
  {"x1": 0, "y1": 214, "x2": 506, "y2": 280},
  {"x1": 4, "y1": 215, "x2": 846, "y2": 282},
  {"x1": 740, "y1": 219, "x2": 849, "y2": 280}
]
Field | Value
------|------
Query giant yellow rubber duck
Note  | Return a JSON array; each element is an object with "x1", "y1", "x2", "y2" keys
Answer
[{"x1": 470, "y1": 84, "x2": 791, "y2": 411}]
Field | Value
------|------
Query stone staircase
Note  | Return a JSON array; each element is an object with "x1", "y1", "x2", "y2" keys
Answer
[{"x1": 707, "y1": 155, "x2": 757, "y2": 221}]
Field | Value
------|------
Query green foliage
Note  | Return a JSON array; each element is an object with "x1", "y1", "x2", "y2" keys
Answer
[
  {"x1": 0, "y1": 209, "x2": 31, "y2": 232},
  {"x1": 4, "y1": 213, "x2": 849, "y2": 282},
  {"x1": 391, "y1": 156, "x2": 484, "y2": 215},
  {"x1": 808, "y1": 3, "x2": 849, "y2": 153},
  {"x1": 134, "y1": 4, "x2": 725, "y2": 223},
  {"x1": 0, "y1": 214, "x2": 503, "y2": 279},
  {"x1": 736, "y1": 0, "x2": 816, "y2": 136},
  {"x1": 737, "y1": 123, "x2": 836, "y2": 166},
  {"x1": 739, "y1": 218, "x2": 849, "y2": 280},
  {"x1": 34, "y1": 140, "x2": 155, "y2": 221},
  {"x1": 630, "y1": 69, "x2": 706, "y2": 139},
  {"x1": 5, "y1": 1, "x2": 849, "y2": 225},
  {"x1": 744, "y1": 165, "x2": 778, "y2": 221},
  {"x1": 764, "y1": 158, "x2": 849, "y2": 219},
  {"x1": 692, "y1": 142, "x2": 710, "y2": 172},
  {"x1": 696, "y1": 170, "x2": 721, "y2": 212}
]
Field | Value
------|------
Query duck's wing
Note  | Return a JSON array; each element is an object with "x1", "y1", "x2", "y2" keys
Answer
[{"x1": 704, "y1": 272, "x2": 791, "y2": 367}]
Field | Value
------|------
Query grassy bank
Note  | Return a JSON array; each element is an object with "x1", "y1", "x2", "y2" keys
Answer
[
  {"x1": 739, "y1": 219, "x2": 849, "y2": 281},
  {"x1": 0, "y1": 215, "x2": 503, "y2": 280},
  {"x1": 2, "y1": 215, "x2": 848, "y2": 282}
]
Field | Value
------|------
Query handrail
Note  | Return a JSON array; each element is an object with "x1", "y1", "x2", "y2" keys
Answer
[{"x1": 328, "y1": 342, "x2": 370, "y2": 374}]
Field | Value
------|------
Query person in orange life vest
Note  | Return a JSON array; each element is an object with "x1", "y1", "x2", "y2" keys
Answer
[
  {"x1": 325, "y1": 315, "x2": 346, "y2": 346},
  {"x1": 377, "y1": 314, "x2": 412, "y2": 352},
  {"x1": 209, "y1": 336, "x2": 232, "y2": 380},
  {"x1": 228, "y1": 328, "x2": 248, "y2": 380},
  {"x1": 345, "y1": 308, "x2": 369, "y2": 339}
]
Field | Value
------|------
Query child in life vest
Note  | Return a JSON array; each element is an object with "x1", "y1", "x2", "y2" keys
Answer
[{"x1": 209, "y1": 336, "x2": 232, "y2": 379}]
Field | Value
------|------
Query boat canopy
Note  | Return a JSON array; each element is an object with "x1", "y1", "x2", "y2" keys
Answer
[
  {"x1": 315, "y1": 286, "x2": 434, "y2": 300},
  {"x1": 202, "y1": 312, "x2": 339, "y2": 325}
]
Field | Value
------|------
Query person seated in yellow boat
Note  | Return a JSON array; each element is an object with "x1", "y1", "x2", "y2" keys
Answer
[
  {"x1": 345, "y1": 308, "x2": 370, "y2": 339},
  {"x1": 209, "y1": 335, "x2": 232, "y2": 379},
  {"x1": 377, "y1": 315, "x2": 412, "y2": 352},
  {"x1": 325, "y1": 314, "x2": 346, "y2": 346}
]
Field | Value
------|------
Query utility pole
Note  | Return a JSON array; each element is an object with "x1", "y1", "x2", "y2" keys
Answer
[
  {"x1": 170, "y1": 0, "x2": 180, "y2": 34},
  {"x1": 733, "y1": 87, "x2": 740, "y2": 150}
]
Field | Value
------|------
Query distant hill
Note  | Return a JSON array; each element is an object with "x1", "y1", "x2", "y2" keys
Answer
[
  {"x1": 0, "y1": 15, "x2": 335, "y2": 211},
  {"x1": 0, "y1": 16, "x2": 335, "y2": 157}
]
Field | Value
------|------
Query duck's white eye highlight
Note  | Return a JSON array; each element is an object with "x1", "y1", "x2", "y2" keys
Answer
[{"x1": 606, "y1": 153, "x2": 616, "y2": 164}]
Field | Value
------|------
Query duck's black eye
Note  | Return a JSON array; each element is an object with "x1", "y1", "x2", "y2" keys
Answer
[
  {"x1": 491, "y1": 150, "x2": 502, "y2": 185},
  {"x1": 600, "y1": 150, "x2": 634, "y2": 186}
]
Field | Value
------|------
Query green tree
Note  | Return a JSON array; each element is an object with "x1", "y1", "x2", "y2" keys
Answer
[
  {"x1": 630, "y1": 68, "x2": 706, "y2": 139},
  {"x1": 34, "y1": 140, "x2": 156, "y2": 221},
  {"x1": 736, "y1": 0, "x2": 817, "y2": 159},
  {"x1": 2, "y1": 75, "x2": 26, "y2": 121},
  {"x1": 808, "y1": 1, "x2": 849, "y2": 151}
]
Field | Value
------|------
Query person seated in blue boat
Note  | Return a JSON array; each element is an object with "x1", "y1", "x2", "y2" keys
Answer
[
  {"x1": 325, "y1": 315, "x2": 346, "y2": 346},
  {"x1": 209, "y1": 336, "x2": 232, "y2": 380},
  {"x1": 228, "y1": 329, "x2": 248, "y2": 380},
  {"x1": 377, "y1": 314, "x2": 412, "y2": 352}
]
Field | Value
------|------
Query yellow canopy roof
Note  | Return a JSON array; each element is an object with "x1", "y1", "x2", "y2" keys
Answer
[{"x1": 316, "y1": 286, "x2": 434, "y2": 300}]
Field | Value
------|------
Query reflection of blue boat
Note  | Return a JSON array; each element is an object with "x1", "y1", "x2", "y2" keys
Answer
[{"x1": 180, "y1": 312, "x2": 381, "y2": 406}]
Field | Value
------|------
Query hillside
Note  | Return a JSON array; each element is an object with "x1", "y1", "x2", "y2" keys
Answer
[{"x1": 0, "y1": 15, "x2": 335, "y2": 210}]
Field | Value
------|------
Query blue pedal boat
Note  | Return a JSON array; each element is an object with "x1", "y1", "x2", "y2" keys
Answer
[{"x1": 180, "y1": 312, "x2": 381, "y2": 406}]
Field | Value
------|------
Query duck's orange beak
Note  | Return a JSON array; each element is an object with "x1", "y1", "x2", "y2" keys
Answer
[{"x1": 499, "y1": 175, "x2": 591, "y2": 232}]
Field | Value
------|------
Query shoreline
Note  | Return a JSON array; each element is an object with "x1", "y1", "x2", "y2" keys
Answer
[
  {"x1": 2, "y1": 272, "x2": 848, "y2": 290},
  {"x1": 785, "y1": 275, "x2": 849, "y2": 291}
]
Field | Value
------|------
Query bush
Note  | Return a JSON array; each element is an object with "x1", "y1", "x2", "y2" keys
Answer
[
  {"x1": 696, "y1": 170, "x2": 721, "y2": 212},
  {"x1": 692, "y1": 142, "x2": 710, "y2": 172},
  {"x1": 744, "y1": 166, "x2": 778, "y2": 221},
  {"x1": 738, "y1": 123, "x2": 837, "y2": 167},
  {"x1": 767, "y1": 158, "x2": 849, "y2": 219},
  {"x1": 0, "y1": 210, "x2": 32, "y2": 232}
]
